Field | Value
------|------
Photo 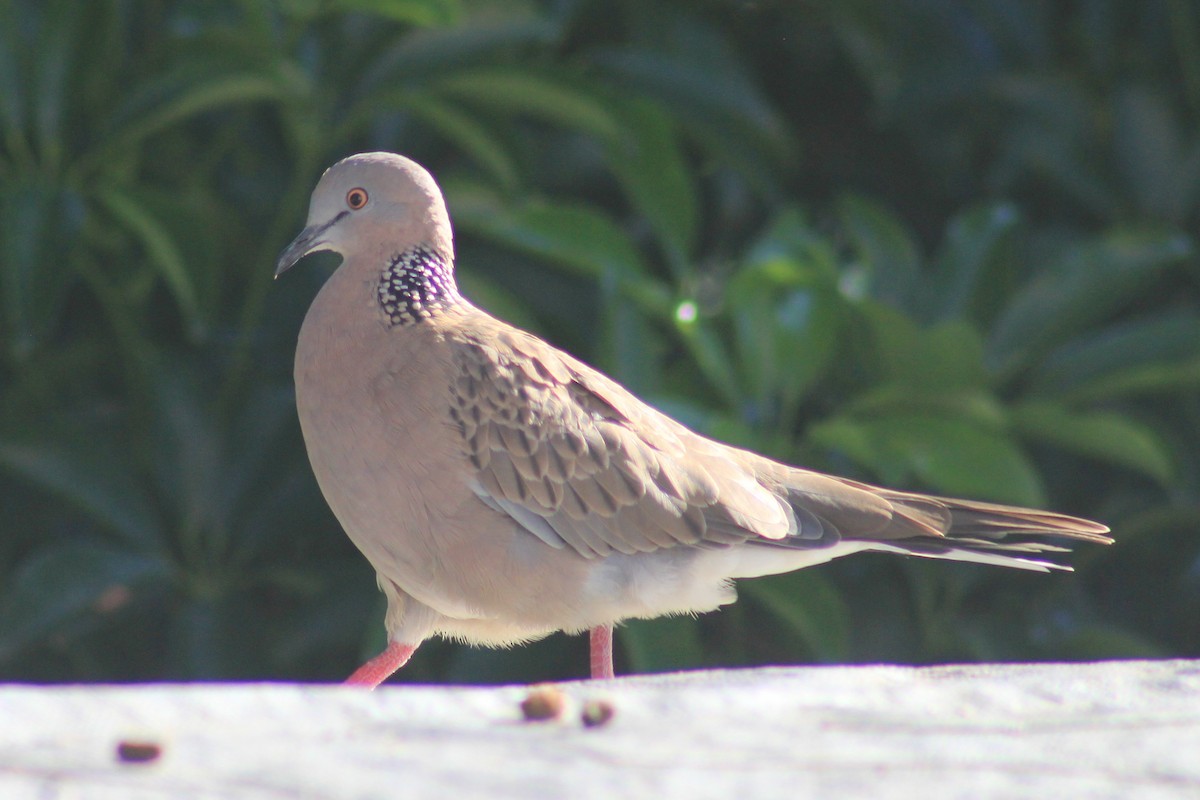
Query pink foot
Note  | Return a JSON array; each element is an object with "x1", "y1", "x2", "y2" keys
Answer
[
  {"x1": 344, "y1": 641, "x2": 416, "y2": 688},
  {"x1": 589, "y1": 624, "x2": 615, "y2": 680}
]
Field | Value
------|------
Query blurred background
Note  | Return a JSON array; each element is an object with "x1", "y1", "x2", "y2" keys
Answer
[{"x1": 1, "y1": 0, "x2": 1197, "y2": 684}]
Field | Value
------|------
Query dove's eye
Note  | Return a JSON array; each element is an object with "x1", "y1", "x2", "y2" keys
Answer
[{"x1": 346, "y1": 188, "x2": 369, "y2": 210}]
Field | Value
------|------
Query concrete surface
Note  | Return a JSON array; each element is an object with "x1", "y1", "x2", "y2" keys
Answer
[{"x1": 2, "y1": 660, "x2": 1198, "y2": 799}]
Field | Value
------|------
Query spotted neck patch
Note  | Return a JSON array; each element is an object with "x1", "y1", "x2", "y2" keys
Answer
[{"x1": 377, "y1": 246, "x2": 460, "y2": 326}]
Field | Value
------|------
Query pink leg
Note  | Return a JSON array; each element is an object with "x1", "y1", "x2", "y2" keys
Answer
[
  {"x1": 589, "y1": 624, "x2": 615, "y2": 680},
  {"x1": 344, "y1": 641, "x2": 417, "y2": 688}
]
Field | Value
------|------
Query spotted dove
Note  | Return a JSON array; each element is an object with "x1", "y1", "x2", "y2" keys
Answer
[{"x1": 275, "y1": 152, "x2": 1112, "y2": 686}]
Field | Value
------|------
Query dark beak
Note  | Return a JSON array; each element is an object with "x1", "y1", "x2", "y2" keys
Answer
[{"x1": 274, "y1": 212, "x2": 346, "y2": 277}]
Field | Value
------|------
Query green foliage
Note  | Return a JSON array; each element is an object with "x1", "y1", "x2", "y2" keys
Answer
[{"x1": 1, "y1": 0, "x2": 1197, "y2": 683}]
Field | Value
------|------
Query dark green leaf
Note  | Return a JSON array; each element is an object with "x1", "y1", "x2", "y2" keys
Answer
[
  {"x1": 435, "y1": 69, "x2": 621, "y2": 141},
  {"x1": 221, "y1": 385, "x2": 302, "y2": 532},
  {"x1": 0, "y1": 2, "x2": 27, "y2": 157},
  {"x1": 99, "y1": 70, "x2": 291, "y2": 163},
  {"x1": 327, "y1": 0, "x2": 461, "y2": 26},
  {"x1": 0, "y1": 414, "x2": 164, "y2": 551},
  {"x1": 0, "y1": 179, "x2": 85, "y2": 356},
  {"x1": 860, "y1": 303, "x2": 988, "y2": 392},
  {"x1": 743, "y1": 571, "x2": 850, "y2": 661},
  {"x1": 456, "y1": 270, "x2": 542, "y2": 330},
  {"x1": 987, "y1": 230, "x2": 1192, "y2": 377},
  {"x1": 620, "y1": 616, "x2": 705, "y2": 673},
  {"x1": 453, "y1": 197, "x2": 646, "y2": 281},
  {"x1": 929, "y1": 203, "x2": 1021, "y2": 323},
  {"x1": 95, "y1": 185, "x2": 204, "y2": 338},
  {"x1": 604, "y1": 284, "x2": 665, "y2": 394},
  {"x1": 746, "y1": 208, "x2": 841, "y2": 285},
  {"x1": 673, "y1": 317, "x2": 742, "y2": 409},
  {"x1": 360, "y1": 17, "x2": 559, "y2": 89},
  {"x1": 1010, "y1": 402, "x2": 1173, "y2": 483},
  {"x1": 404, "y1": 95, "x2": 519, "y2": 188},
  {"x1": 1112, "y1": 85, "x2": 1187, "y2": 221},
  {"x1": 918, "y1": 322, "x2": 989, "y2": 391},
  {"x1": 1029, "y1": 313, "x2": 1200, "y2": 401},
  {"x1": 604, "y1": 97, "x2": 697, "y2": 269},
  {"x1": 809, "y1": 413, "x2": 1045, "y2": 506},
  {"x1": 990, "y1": 75, "x2": 1121, "y2": 219},
  {"x1": 728, "y1": 261, "x2": 842, "y2": 424},
  {"x1": 1056, "y1": 624, "x2": 1168, "y2": 659},
  {"x1": 0, "y1": 541, "x2": 169, "y2": 660},
  {"x1": 588, "y1": 46, "x2": 792, "y2": 189},
  {"x1": 30, "y1": 0, "x2": 81, "y2": 170},
  {"x1": 837, "y1": 194, "x2": 922, "y2": 309},
  {"x1": 141, "y1": 365, "x2": 225, "y2": 546}
]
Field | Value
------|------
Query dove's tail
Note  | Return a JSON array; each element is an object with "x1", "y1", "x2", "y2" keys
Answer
[
  {"x1": 767, "y1": 473, "x2": 1112, "y2": 573},
  {"x1": 865, "y1": 492, "x2": 1112, "y2": 571}
]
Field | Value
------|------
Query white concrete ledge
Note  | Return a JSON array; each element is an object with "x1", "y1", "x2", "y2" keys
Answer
[{"x1": 3, "y1": 660, "x2": 1198, "y2": 799}]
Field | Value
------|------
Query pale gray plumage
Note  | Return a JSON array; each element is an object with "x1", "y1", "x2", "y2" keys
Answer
[{"x1": 276, "y1": 152, "x2": 1112, "y2": 685}]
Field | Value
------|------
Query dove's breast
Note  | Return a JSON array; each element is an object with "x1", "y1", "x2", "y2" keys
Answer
[{"x1": 293, "y1": 279, "x2": 601, "y2": 635}]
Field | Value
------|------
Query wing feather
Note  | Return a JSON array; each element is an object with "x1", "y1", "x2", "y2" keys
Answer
[
  {"x1": 448, "y1": 330, "x2": 795, "y2": 559},
  {"x1": 446, "y1": 318, "x2": 1109, "y2": 571}
]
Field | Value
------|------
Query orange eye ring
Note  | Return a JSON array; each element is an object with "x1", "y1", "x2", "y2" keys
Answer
[{"x1": 346, "y1": 188, "x2": 369, "y2": 210}]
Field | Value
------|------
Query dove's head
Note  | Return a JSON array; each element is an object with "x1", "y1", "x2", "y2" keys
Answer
[{"x1": 275, "y1": 152, "x2": 454, "y2": 278}]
